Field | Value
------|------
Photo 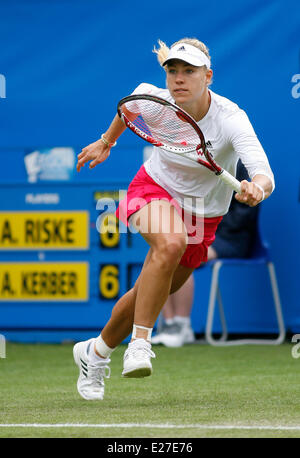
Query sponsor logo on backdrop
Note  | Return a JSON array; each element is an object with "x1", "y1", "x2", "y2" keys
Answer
[
  {"x1": 0, "y1": 262, "x2": 89, "y2": 302},
  {"x1": 0, "y1": 211, "x2": 89, "y2": 250},
  {"x1": 24, "y1": 147, "x2": 75, "y2": 183}
]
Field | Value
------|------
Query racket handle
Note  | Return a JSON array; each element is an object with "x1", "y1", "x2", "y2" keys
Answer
[{"x1": 218, "y1": 169, "x2": 242, "y2": 194}]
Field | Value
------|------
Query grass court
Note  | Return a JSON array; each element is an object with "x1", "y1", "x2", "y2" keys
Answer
[{"x1": 0, "y1": 342, "x2": 299, "y2": 438}]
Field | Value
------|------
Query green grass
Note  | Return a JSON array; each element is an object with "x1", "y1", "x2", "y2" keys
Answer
[{"x1": 0, "y1": 342, "x2": 300, "y2": 438}]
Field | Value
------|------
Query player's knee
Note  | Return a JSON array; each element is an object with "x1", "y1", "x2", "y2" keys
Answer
[{"x1": 152, "y1": 236, "x2": 187, "y2": 269}]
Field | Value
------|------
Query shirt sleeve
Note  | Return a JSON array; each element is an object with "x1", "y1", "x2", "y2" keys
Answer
[
  {"x1": 224, "y1": 110, "x2": 275, "y2": 191},
  {"x1": 127, "y1": 83, "x2": 162, "y2": 115},
  {"x1": 131, "y1": 83, "x2": 158, "y2": 96}
]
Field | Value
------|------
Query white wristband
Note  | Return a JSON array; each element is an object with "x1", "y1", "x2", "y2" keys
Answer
[{"x1": 253, "y1": 183, "x2": 265, "y2": 201}]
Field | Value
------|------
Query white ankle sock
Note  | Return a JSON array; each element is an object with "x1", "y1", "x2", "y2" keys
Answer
[
  {"x1": 88, "y1": 343, "x2": 106, "y2": 364},
  {"x1": 93, "y1": 334, "x2": 115, "y2": 360}
]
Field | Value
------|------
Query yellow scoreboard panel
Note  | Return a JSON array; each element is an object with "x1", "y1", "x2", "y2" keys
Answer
[
  {"x1": 0, "y1": 262, "x2": 89, "y2": 301},
  {"x1": 0, "y1": 211, "x2": 89, "y2": 250}
]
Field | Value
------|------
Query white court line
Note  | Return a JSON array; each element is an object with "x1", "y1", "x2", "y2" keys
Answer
[{"x1": 0, "y1": 423, "x2": 300, "y2": 431}]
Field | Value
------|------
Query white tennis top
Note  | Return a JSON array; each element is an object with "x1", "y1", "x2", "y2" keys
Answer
[{"x1": 132, "y1": 83, "x2": 275, "y2": 217}]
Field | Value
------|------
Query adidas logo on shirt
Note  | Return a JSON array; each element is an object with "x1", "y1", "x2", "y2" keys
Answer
[
  {"x1": 177, "y1": 46, "x2": 186, "y2": 51},
  {"x1": 206, "y1": 140, "x2": 212, "y2": 148}
]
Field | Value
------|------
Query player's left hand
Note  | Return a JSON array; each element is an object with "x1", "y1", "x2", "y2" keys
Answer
[{"x1": 235, "y1": 180, "x2": 264, "y2": 206}]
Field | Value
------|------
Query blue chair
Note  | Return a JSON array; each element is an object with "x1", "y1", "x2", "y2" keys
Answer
[{"x1": 205, "y1": 232, "x2": 286, "y2": 346}]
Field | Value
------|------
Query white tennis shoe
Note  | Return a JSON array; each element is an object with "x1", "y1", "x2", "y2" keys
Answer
[
  {"x1": 73, "y1": 338, "x2": 111, "y2": 400},
  {"x1": 122, "y1": 338, "x2": 156, "y2": 378}
]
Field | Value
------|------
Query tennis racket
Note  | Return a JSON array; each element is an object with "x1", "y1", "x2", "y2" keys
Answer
[{"x1": 117, "y1": 94, "x2": 241, "y2": 194}]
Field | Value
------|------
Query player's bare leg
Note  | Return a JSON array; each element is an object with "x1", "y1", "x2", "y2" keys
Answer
[
  {"x1": 121, "y1": 200, "x2": 191, "y2": 377},
  {"x1": 101, "y1": 200, "x2": 191, "y2": 345},
  {"x1": 73, "y1": 200, "x2": 194, "y2": 396}
]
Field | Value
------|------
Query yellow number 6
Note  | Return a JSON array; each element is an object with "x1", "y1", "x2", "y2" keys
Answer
[{"x1": 99, "y1": 265, "x2": 119, "y2": 299}]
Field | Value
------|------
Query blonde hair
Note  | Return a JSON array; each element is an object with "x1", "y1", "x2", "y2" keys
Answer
[{"x1": 153, "y1": 38, "x2": 211, "y2": 67}]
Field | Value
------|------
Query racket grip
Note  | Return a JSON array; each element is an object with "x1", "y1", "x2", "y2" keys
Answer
[{"x1": 219, "y1": 170, "x2": 242, "y2": 194}]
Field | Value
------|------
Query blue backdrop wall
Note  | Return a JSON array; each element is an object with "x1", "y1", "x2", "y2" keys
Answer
[{"x1": 0, "y1": 0, "x2": 299, "y2": 341}]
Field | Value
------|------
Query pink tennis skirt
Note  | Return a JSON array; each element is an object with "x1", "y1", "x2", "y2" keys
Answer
[{"x1": 116, "y1": 165, "x2": 222, "y2": 268}]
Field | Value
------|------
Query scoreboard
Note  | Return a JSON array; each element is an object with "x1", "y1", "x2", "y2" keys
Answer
[
  {"x1": 0, "y1": 183, "x2": 148, "y2": 342},
  {"x1": 0, "y1": 148, "x2": 287, "y2": 343}
]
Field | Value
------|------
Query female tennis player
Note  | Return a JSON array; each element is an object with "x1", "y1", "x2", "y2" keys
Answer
[{"x1": 73, "y1": 38, "x2": 275, "y2": 400}]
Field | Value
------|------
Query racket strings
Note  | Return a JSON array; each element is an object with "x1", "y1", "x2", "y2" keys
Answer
[{"x1": 121, "y1": 99, "x2": 201, "y2": 153}]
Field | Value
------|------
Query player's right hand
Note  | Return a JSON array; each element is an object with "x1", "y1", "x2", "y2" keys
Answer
[
  {"x1": 234, "y1": 179, "x2": 264, "y2": 207},
  {"x1": 76, "y1": 139, "x2": 110, "y2": 172}
]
